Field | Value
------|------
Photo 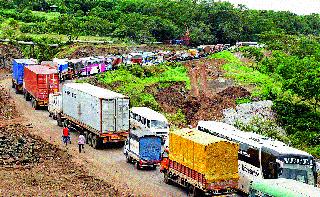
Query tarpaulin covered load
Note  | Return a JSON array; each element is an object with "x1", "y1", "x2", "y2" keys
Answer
[{"x1": 169, "y1": 128, "x2": 239, "y2": 183}]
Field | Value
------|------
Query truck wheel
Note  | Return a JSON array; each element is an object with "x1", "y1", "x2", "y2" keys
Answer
[
  {"x1": 151, "y1": 165, "x2": 157, "y2": 170},
  {"x1": 92, "y1": 135, "x2": 100, "y2": 149},
  {"x1": 63, "y1": 119, "x2": 69, "y2": 128},
  {"x1": 57, "y1": 114, "x2": 63, "y2": 127},
  {"x1": 135, "y1": 162, "x2": 141, "y2": 170},
  {"x1": 163, "y1": 171, "x2": 171, "y2": 185},
  {"x1": 11, "y1": 80, "x2": 15, "y2": 88},
  {"x1": 126, "y1": 155, "x2": 132, "y2": 163},
  {"x1": 187, "y1": 185, "x2": 201, "y2": 197},
  {"x1": 15, "y1": 85, "x2": 19, "y2": 94},
  {"x1": 84, "y1": 131, "x2": 89, "y2": 144},
  {"x1": 87, "y1": 133, "x2": 93, "y2": 147},
  {"x1": 32, "y1": 99, "x2": 38, "y2": 110}
]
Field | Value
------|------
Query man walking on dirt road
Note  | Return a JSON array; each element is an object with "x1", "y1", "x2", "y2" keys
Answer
[
  {"x1": 62, "y1": 126, "x2": 70, "y2": 146},
  {"x1": 78, "y1": 132, "x2": 85, "y2": 153}
]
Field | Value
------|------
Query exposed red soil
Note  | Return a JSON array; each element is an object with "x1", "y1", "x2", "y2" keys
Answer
[
  {"x1": 0, "y1": 44, "x2": 23, "y2": 71},
  {"x1": 0, "y1": 85, "x2": 19, "y2": 120},
  {"x1": 155, "y1": 82, "x2": 250, "y2": 127}
]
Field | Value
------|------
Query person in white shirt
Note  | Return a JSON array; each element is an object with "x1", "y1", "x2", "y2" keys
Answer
[{"x1": 78, "y1": 132, "x2": 86, "y2": 153}]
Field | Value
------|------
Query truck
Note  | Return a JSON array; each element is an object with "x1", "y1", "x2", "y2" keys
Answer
[
  {"x1": 52, "y1": 59, "x2": 69, "y2": 81},
  {"x1": 56, "y1": 83, "x2": 130, "y2": 148},
  {"x1": 48, "y1": 92, "x2": 62, "y2": 119},
  {"x1": 12, "y1": 59, "x2": 37, "y2": 93},
  {"x1": 160, "y1": 128, "x2": 239, "y2": 196},
  {"x1": 123, "y1": 127, "x2": 162, "y2": 170},
  {"x1": 23, "y1": 65, "x2": 59, "y2": 109}
]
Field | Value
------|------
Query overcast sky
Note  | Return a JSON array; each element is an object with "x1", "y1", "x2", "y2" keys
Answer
[{"x1": 223, "y1": 0, "x2": 320, "y2": 15}]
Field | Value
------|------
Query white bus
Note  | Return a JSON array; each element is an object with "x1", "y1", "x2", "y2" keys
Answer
[
  {"x1": 130, "y1": 107, "x2": 169, "y2": 143},
  {"x1": 197, "y1": 121, "x2": 316, "y2": 194}
]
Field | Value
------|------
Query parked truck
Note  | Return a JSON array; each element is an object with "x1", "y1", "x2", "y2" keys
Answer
[
  {"x1": 56, "y1": 83, "x2": 130, "y2": 148},
  {"x1": 123, "y1": 127, "x2": 162, "y2": 170},
  {"x1": 48, "y1": 92, "x2": 62, "y2": 119},
  {"x1": 12, "y1": 59, "x2": 37, "y2": 93},
  {"x1": 160, "y1": 128, "x2": 239, "y2": 196},
  {"x1": 23, "y1": 65, "x2": 59, "y2": 109}
]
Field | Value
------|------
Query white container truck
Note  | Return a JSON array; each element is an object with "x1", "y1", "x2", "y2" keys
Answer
[
  {"x1": 56, "y1": 83, "x2": 130, "y2": 148},
  {"x1": 48, "y1": 92, "x2": 62, "y2": 120}
]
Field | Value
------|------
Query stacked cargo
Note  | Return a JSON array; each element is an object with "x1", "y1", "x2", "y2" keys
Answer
[
  {"x1": 169, "y1": 128, "x2": 239, "y2": 182},
  {"x1": 12, "y1": 59, "x2": 37, "y2": 93},
  {"x1": 23, "y1": 65, "x2": 59, "y2": 109},
  {"x1": 162, "y1": 128, "x2": 239, "y2": 195}
]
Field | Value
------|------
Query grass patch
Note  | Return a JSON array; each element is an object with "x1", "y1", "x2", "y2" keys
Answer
[
  {"x1": 96, "y1": 63, "x2": 190, "y2": 110},
  {"x1": 31, "y1": 11, "x2": 61, "y2": 20},
  {"x1": 211, "y1": 51, "x2": 282, "y2": 99}
]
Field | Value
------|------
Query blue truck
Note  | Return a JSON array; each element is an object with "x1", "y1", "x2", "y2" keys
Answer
[
  {"x1": 12, "y1": 59, "x2": 37, "y2": 93},
  {"x1": 123, "y1": 128, "x2": 162, "y2": 170}
]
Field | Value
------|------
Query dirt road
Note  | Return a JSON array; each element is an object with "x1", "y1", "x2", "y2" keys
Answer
[{"x1": 0, "y1": 77, "x2": 186, "y2": 196}]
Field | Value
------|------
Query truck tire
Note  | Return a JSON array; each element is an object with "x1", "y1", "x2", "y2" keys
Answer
[
  {"x1": 87, "y1": 133, "x2": 93, "y2": 147},
  {"x1": 24, "y1": 92, "x2": 31, "y2": 101},
  {"x1": 151, "y1": 165, "x2": 157, "y2": 170},
  {"x1": 135, "y1": 162, "x2": 141, "y2": 170},
  {"x1": 187, "y1": 185, "x2": 201, "y2": 197},
  {"x1": 57, "y1": 114, "x2": 63, "y2": 127},
  {"x1": 31, "y1": 98, "x2": 38, "y2": 110},
  {"x1": 92, "y1": 135, "x2": 100, "y2": 149},
  {"x1": 11, "y1": 80, "x2": 15, "y2": 88},
  {"x1": 84, "y1": 131, "x2": 89, "y2": 144},
  {"x1": 163, "y1": 171, "x2": 171, "y2": 185},
  {"x1": 63, "y1": 119, "x2": 69, "y2": 128},
  {"x1": 126, "y1": 154, "x2": 132, "y2": 163}
]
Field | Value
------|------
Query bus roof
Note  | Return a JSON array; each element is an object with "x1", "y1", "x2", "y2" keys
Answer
[
  {"x1": 251, "y1": 178, "x2": 320, "y2": 197},
  {"x1": 131, "y1": 107, "x2": 167, "y2": 122},
  {"x1": 197, "y1": 121, "x2": 312, "y2": 157}
]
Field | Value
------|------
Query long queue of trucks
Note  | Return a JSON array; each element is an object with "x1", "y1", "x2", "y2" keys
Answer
[
  {"x1": 10, "y1": 57, "x2": 320, "y2": 196},
  {"x1": 11, "y1": 45, "x2": 229, "y2": 92}
]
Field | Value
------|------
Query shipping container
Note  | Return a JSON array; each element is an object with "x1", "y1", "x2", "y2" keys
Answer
[
  {"x1": 57, "y1": 83, "x2": 130, "y2": 148},
  {"x1": 124, "y1": 128, "x2": 162, "y2": 170},
  {"x1": 12, "y1": 59, "x2": 37, "y2": 93},
  {"x1": 48, "y1": 92, "x2": 62, "y2": 120},
  {"x1": 23, "y1": 65, "x2": 59, "y2": 109},
  {"x1": 160, "y1": 128, "x2": 239, "y2": 196}
]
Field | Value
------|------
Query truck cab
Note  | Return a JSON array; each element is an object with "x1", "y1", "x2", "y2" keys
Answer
[{"x1": 124, "y1": 128, "x2": 162, "y2": 170}]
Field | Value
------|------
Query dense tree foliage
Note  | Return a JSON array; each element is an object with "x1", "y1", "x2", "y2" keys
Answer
[
  {"x1": 239, "y1": 34, "x2": 320, "y2": 156},
  {"x1": 1, "y1": 0, "x2": 320, "y2": 44}
]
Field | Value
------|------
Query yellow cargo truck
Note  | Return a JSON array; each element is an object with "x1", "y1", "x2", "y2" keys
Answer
[{"x1": 160, "y1": 128, "x2": 239, "y2": 196}]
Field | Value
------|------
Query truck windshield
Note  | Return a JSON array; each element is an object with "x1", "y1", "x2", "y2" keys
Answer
[
  {"x1": 279, "y1": 164, "x2": 315, "y2": 185},
  {"x1": 151, "y1": 120, "x2": 168, "y2": 129}
]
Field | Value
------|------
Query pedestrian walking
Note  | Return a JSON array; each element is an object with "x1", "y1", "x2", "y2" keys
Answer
[
  {"x1": 78, "y1": 132, "x2": 86, "y2": 153},
  {"x1": 62, "y1": 126, "x2": 69, "y2": 146}
]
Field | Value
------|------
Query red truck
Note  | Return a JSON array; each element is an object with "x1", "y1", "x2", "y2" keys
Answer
[{"x1": 23, "y1": 65, "x2": 59, "y2": 109}]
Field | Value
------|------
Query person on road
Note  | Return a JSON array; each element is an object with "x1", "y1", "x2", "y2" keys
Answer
[
  {"x1": 62, "y1": 126, "x2": 70, "y2": 146},
  {"x1": 78, "y1": 132, "x2": 86, "y2": 153}
]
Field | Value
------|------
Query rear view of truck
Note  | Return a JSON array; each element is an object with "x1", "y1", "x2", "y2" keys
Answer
[
  {"x1": 57, "y1": 83, "x2": 130, "y2": 148},
  {"x1": 23, "y1": 65, "x2": 59, "y2": 109},
  {"x1": 161, "y1": 128, "x2": 239, "y2": 196},
  {"x1": 124, "y1": 128, "x2": 162, "y2": 170},
  {"x1": 12, "y1": 59, "x2": 37, "y2": 93}
]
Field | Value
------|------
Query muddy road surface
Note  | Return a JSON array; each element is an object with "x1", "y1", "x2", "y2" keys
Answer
[{"x1": 0, "y1": 77, "x2": 186, "y2": 196}]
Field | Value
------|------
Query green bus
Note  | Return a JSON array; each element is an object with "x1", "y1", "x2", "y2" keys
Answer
[{"x1": 249, "y1": 178, "x2": 320, "y2": 197}]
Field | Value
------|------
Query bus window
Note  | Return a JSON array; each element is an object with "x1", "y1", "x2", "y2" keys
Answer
[{"x1": 151, "y1": 120, "x2": 168, "y2": 129}]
